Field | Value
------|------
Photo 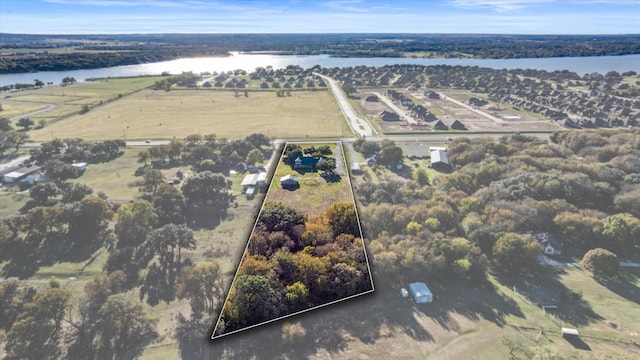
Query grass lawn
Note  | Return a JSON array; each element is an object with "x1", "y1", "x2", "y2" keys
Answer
[
  {"x1": 69, "y1": 149, "x2": 145, "y2": 202},
  {"x1": 30, "y1": 89, "x2": 349, "y2": 141},
  {"x1": 0, "y1": 187, "x2": 28, "y2": 218},
  {"x1": 264, "y1": 142, "x2": 354, "y2": 216}
]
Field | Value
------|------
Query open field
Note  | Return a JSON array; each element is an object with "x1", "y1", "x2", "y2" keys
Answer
[
  {"x1": 0, "y1": 100, "x2": 48, "y2": 119},
  {"x1": 3, "y1": 77, "x2": 165, "y2": 123},
  {"x1": 29, "y1": 89, "x2": 348, "y2": 141}
]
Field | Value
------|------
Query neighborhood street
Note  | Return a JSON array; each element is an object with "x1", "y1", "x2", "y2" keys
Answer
[
  {"x1": 374, "y1": 92, "x2": 418, "y2": 125},
  {"x1": 314, "y1": 73, "x2": 376, "y2": 137}
]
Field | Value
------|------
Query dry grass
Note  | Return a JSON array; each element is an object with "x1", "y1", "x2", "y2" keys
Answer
[{"x1": 30, "y1": 89, "x2": 348, "y2": 141}]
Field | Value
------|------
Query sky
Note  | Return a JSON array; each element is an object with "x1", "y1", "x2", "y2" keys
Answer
[{"x1": 0, "y1": 0, "x2": 639, "y2": 34}]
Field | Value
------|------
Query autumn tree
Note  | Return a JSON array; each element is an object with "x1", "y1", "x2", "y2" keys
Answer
[
  {"x1": 221, "y1": 275, "x2": 283, "y2": 331},
  {"x1": 492, "y1": 232, "x2": 540, "y2": 273},
  {"x1": 177, "y1": 261, "x2": 224, "y2": 317},
  {"x1": 324, "y1": 201, "x2": 360, "y2": 238},
  {"x1": 114, "y1": 200, "x2": 158, "y2": 249}
]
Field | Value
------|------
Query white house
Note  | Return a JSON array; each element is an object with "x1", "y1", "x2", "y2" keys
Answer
[
  {"x1": 241, "y1": 173, "x2": 259, "y2": 192},
  {"x1": 408, "y1": 282, "x2": 433, "y2": 303},
  {"x1": 71, "y1": 162, "x2": 88, "y2": 172}
]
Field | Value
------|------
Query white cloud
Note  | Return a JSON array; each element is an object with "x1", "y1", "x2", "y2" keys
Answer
[{"x1": 446, "y1": 0, "x2": 555, "y2": 11}]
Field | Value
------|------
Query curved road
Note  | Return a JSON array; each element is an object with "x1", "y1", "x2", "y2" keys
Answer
[
  {"x1": 7, "y1": 101, "x2": 58, "y2": 121},
  {"x1": 314, "y1": 73, "x2": 376, "y2": 137}
]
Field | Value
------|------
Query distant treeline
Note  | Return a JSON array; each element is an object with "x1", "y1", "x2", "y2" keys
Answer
[{"x1": 2, "y1": 33, "x2": 640, "y2": 73}]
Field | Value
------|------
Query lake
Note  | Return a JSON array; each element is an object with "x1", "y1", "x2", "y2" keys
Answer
[{"x1": 2, "y1": 52, "x2": 640, "y2": 87}]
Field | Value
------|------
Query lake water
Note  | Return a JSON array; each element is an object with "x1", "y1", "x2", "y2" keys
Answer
[{"x1": 2, "y1": 52, "x2": 640, "y2": 87}]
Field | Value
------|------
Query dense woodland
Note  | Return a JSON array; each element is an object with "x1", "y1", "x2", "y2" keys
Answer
[
  {"x1": 2, "y1": 33, "x2": 640, "y2": 73},
  {"x1": 216, "y1": 200, "x2": 372, "y2": 335},
  {"x1": 355, "y1": 130, "x2": 640, "y2": 284}
]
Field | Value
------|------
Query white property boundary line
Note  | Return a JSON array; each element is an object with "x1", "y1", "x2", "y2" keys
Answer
[{"x1": 211, "y1": 140, "x2": 374, "y2": 340}]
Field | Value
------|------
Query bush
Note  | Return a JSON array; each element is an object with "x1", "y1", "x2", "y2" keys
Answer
[
  {"x1": 582, "y1": 248, "x2": 618, "y2": 278},
  {"x1": 281, "y1": 321, "x2": 306, "y2": 344}
]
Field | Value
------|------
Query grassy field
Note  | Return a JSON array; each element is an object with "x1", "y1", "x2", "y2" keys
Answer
[
  {"x1": 4, "y1": 77, "x2": 165, "y2": 123},
  {"x1": 0, "y1": 100, "x2": 48, "y2": 119},
  {"x1": 29, "y1": 89, "x2": 349, "y2": 141}
]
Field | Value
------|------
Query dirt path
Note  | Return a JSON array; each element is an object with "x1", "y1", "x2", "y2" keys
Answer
[{"x1": 6, "y1": 100, "x2": 58, "y2": 121}]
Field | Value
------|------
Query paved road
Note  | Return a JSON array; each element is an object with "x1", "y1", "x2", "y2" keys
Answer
[
  {"x1": 374, "y1": 92, "x2": 418, "y2": 125},
  {"x1": 314, "y1": 73, "x2": 376, "y2": 137},
  {"x1": 7, "y1": 101, "x2": 58, "y2": 121},
  {"x1": 436, "y1": 92, "x2": 507, "y2": 126}
]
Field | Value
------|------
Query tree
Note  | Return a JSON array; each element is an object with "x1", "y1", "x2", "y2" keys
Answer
[
  {"x1": 16, "y1": 117, "x2": 34, "y2": 130},
  {"x1": 492, "y1": 232, "x2": 540, "y2": 273},
  {"x1": 602, "y1": 214, "x2": 638, "y2": 254},
  {"x1": 181, "y1": 171, "x2": 232, "y2": 211},
  {"x1": 177, "y1": 261, "x2": 224, "y2": 317},
  {"x1": 342, "y1": 82, "x2": 357, "y2": 96},
  {"x1": 221, "y1": 275, "x2": 283, "y2": 331},
  {"x1": 140, "y1": 169, "x2": 165, "y2": 196},
  {"x1": 324, "y1": 201, "x2": 360, "y2": 237},
  {"x1": 45, "y1": 160, "x2": 79, "y2": 182},
  {"x1": 257, "y1": 201, "x2": 305, "y2": 234},
  {"x1": 380, "y1": 142, "x2": 403, "y2": 166},
  {"x1": 4, "y1": 285, "x2": 71, "y2": 360},
  {"x1": 582, "y1": 248, "x2": 618, "y2": 278},
  {"x1": 29, "y1": 182, "x2": 60, "y2": 204},
  {"x1": 114, "y1": 200, "x2": 158, "y2": 248},
  {"x1": 145, "y1": 223, "x2": 195, "y2": 273},
  {"x1": 137, "y1": 150, "x2": 150, "y2": 166},
  {"x1": 0, "y1": 117, "x2": 11, "y2": 131},
  {"x1": 245, "y1": 148, "x2": 264, "y2": 166},
  {"x1": 6, "y1": 131, "x2": 29, "y2": 152},
  {"x1": 413, "y1": 168, "x2": 429, "y2": 186},
  {"x1": 317, "y1": 159, "x2": 336, "y2": 177},
  {"x1": 61, "y1": 182, "x2": 93, "y2": 203},
  {"x1": 92, "y1": 294, "x2": 158, "y2": 360},
  {"x1": 245, "y1": 133, "x2": 270, "y2": 148},
  {"x1": 152, "y1": 184, "x2": 186, "y2": 225}
]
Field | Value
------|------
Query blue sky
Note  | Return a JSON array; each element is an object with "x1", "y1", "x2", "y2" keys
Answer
[{"x1": 0, "y1": 0, "x2": 639, "y2": 34}]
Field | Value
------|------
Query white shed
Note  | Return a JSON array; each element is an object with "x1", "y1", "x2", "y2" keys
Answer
[{"x1": 409, "y1": 282, "x2": 433, "y2": 303}]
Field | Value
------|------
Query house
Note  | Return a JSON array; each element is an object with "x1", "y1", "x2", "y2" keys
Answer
[
  {"x1": 280, "y1": 174, "x2": 299, "y2": 189},
  {"x1": 532, "y1": 232, "x2": 563, "y2": 256},
  {"x1": 380, "y1": 110, "x2": 400, "y2": 121},
  {"x1": 450, "y1": 119, "x2": 467, "y2": 130},
  {"x1": 365, "y1": 95, "x2": 379, "y2": 102},
  {"x1": 408, "y1": 282, "x2": 433, "y2": 303},
  {"x1": 20, "y1": 171, "x2": 47, "y2": 186},
  {"x1": 426, "y1": 91, "x2": 440, "y2": 99},
  {"x1": 241, "y1": 173, "x2": 259, "y2": 192},
  {"x1": 432, "y1": 120, "x2": 449, "y2": 130},
  {"x1": 430, "y1": 149, "x2": 449, "y2": 169},
  {"x1": 233, "y1": 162, "x2": 247, "y2": 174},
  {"x1": 3, "y1": 166, "x2": 42, "y2": 183},
  {"x1": 293, "y1": 156, "x2": 320, "y2": 170}
]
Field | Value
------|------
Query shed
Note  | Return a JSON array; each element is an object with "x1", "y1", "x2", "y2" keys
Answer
[
  {"x1": 71, "y1": 162, "x2": 88, "y2": 172},
  {"x1": 380, "y1": 110, "x2": 400, "y2": 121},
  {"x1": 241, "y1": 173, "x2": 259, "y2": 191},
  {"x1": 256, "y1": 172, "x2": 268, "y2": 187},
  {"x1": 408, "y1": 282, "x2": 433, "y2": 303},
  {"x1": 350, "y1": 163, "x2": 362, "y2": 175},
  {"x1": 561, "y1": 328, "x2": 579, "y2": 337},
  {"x1": 280, "y1": 174, "x2": 299, "y2": 189},
  {"x1": 450, "y1": 119, "x2": 467, "y2": 130},
  {"x1": 245, "y1": 186, "x2": 257, "y2": 200},
  {"x1": 4, "y1": 171, "x2": 25, "y2": 183},
  {"x1": 365, "y1": 95, "x2": 379, "y2": 102}
]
